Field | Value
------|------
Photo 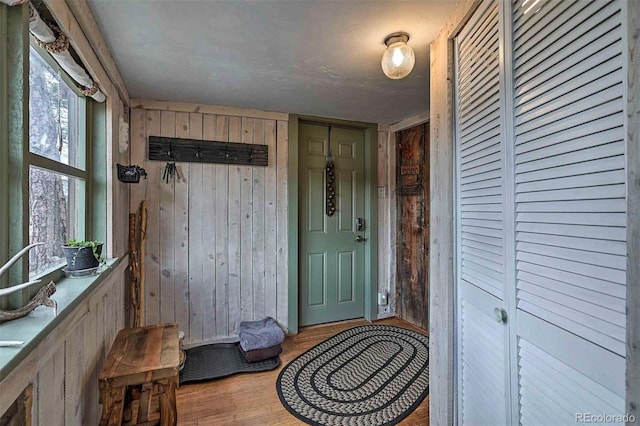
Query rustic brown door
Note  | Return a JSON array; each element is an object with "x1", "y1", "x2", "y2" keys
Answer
[{"x1": 396, "y1": 123, "x2": 429, "y2": 330}]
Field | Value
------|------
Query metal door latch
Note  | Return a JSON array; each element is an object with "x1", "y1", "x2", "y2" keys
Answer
[{"x1": 355, "y1": 235, "x2": 367, "y2": 243}]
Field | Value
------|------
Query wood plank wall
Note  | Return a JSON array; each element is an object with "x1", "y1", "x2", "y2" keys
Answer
[
  {"x1": 130, "y1": 106, "x2": 289, "y2": 345},
  {"x1": 0, "y1": 261, "x2": 128, "y2": 425},
  {"x1": 377, "y1": 125, "x2": 396, "y2": 319}
]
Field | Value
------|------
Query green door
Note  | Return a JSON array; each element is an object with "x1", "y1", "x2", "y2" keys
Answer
[{"x1": 299, "y1": 123, "x2": 366, "y2": 326}]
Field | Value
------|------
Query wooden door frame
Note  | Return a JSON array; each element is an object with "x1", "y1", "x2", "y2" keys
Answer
[
  {"x1": 429, "y1": 2, "x2": 482, "y2": 425},
  {"x1": 625, "y1": 1, "x2": 640, "y2": 419},
  {"x1": 287, "y1": 115, "x2": 378, "y2": 334}
]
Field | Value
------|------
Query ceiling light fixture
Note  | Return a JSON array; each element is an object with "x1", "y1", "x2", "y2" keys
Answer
[{"x1": 381, "y1": 32, "x2": 415, "y2": 80}]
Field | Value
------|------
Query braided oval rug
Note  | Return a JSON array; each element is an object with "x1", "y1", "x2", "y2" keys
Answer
[{"x1": 276, "y1": 325, "x2": 429, "y2": 426}]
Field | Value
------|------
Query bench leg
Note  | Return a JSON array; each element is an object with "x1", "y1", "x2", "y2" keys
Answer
[
  {"x1": 137, "y1": 383, "x2": 153, "y2": 422},
  {"x1": 123, "y1": 385, "x2": 141, "y2": 424},
  {"x1": 157, "y1": 378, "x2": 178, "y2": 426},
  {"x1": 99, "y1": 387, "x2": 126, "y2": 426}
]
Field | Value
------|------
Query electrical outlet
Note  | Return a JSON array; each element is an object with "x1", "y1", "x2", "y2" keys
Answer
[{"x1": 377, "y1": 186, "x2": 386, "y2": 198}]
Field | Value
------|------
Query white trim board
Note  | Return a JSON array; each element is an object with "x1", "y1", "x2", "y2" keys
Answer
[
  {"x1": 42, "y1": 0, "x2": 120, "y2": 103},
  {"x1": 625, "y1": 0, "x2": 640, "y2": 419},
  {"x1": 389, "y1": 111, "x2": 429, "y2": 133},
  {"x1": 131, "y1": 98, "x2": 289, "y2": 122},
  {"x1": 65, "y1": 0, "x2": 130, "y2": 105}
]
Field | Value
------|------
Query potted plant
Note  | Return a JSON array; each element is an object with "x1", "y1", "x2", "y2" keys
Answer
[{"x1": 62, "y1": 240, "x2": 105, "y2": 271}]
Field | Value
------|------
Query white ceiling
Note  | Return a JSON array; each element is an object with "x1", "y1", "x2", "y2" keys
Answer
[{"x1": 87, "y1": 0, "x2": 458, "y2": 124}]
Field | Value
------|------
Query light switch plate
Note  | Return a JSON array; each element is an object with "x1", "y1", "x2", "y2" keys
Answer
[{"x1": 377, "y1": 186, "x2": 386, "y2": 198}]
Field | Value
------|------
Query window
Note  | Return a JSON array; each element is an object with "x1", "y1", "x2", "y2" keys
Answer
[{"x1": 28, "y1": 45, "x2": 88, "y2": 277}]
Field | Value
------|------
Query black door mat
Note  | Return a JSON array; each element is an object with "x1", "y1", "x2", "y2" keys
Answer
[{"x1": 179, "y1": 342, "x2": 280, "y2": 385}]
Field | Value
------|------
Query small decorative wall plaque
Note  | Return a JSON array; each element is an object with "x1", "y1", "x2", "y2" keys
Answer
[{"x1": 400, "y1": 165, "x2": 420, "y2": 175}]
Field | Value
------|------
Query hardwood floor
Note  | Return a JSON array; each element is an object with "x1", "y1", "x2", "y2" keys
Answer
[{"x1": 176, "y1": 317, "x2": 429, "y2": 425}]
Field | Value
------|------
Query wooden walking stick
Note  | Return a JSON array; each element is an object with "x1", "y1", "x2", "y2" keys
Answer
[
  {"x1": 138, "y1": 200, "x2": 147, "y2": 326},
  {"x1": 129, "y1": 213, "x2": 140, "y2": 327}
]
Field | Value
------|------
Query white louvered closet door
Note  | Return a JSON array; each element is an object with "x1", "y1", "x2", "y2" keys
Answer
[
  {"x1": 455, "y1": 0, "x2": 510, "y2": 424},
  {"x1": 455, "y1": 0, "x2": 628, "y2": 424},
  {"x1": 512, "y1": 0, "x2": 626, "y2": 424}
]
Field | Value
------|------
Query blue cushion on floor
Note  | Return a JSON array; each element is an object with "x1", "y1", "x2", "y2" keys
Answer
[{"x1": 238, "y1": 317, "x2": 285, "y2": 352}]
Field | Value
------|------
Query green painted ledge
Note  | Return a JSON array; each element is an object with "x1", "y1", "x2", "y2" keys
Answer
[{"x1": 0, "y1": 257, "x2": 124, "y2": 381}]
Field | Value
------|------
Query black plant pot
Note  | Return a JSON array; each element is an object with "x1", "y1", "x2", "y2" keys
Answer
[{"x1": 62, "y1": 244, "x2": 103, "y2": 271}]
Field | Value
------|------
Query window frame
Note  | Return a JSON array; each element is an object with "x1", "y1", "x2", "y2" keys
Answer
[
  {"x1": 25, "y1": 38, "x2": 94, "y2": 284},
  {"x1": 1, "y1": 2, "x2": 108, "y2": 311},
  {"x1": 0, "y1": 5, "x2": 10, "y2": 302}
]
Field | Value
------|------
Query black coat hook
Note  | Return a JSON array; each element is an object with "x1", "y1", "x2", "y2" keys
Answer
[{"x1": 148, "y1": 136, "x2": 268, "y2": 166}]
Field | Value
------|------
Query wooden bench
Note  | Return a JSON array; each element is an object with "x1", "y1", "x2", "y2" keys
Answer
[{"x1": 99, "y1": 324, "x2": 180, "y2": 425}]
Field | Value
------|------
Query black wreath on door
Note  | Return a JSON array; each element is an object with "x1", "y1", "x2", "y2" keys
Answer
[
  {"x1": 325, "y1": 126, "x2": 336, "y2": 217},
  {"x1": 325, "y1": 160, "x2": 336, "y2": 216}
]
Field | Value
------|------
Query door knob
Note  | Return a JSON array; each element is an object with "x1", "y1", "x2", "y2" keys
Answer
[
  {"x1": 355, "y1": 235, "x2": 367, "y2": 242},
  {"x1": 493, "y1": 308, "x2": 507, "y2": 323}
]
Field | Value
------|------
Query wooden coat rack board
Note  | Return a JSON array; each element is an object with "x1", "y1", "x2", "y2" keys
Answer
[{"x1": 148, "y1": 136, "x2": 268, "y2": 166}]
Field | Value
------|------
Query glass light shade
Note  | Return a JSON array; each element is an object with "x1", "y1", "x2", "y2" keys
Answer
[{"x1": 381, "y1": 41, "x2": 415, "y2": 80}]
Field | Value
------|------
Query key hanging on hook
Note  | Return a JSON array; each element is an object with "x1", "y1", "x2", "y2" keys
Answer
[{"x1": 163, "y1": 142, "x2": 179, "y2": 184}]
